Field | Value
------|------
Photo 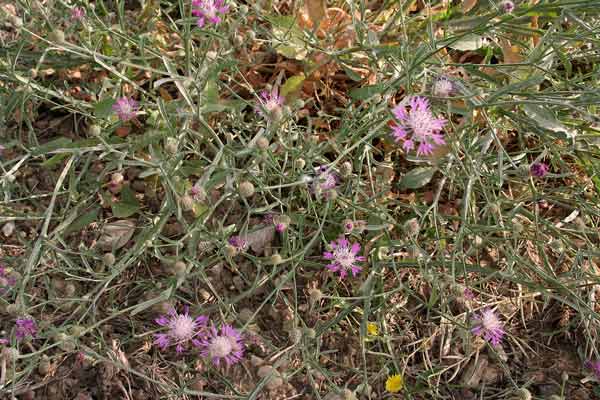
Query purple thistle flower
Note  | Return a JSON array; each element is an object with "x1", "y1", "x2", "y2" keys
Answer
[
  {"x1": 154, "y1": 306, "x2": 208, "y2": 353},
  {"x1": 471, "y1": 308, "x2": 505, "y2": 346},
  {"x1": 199, "y1": 324, "x2": 245, "y2": 366},
  {"x1": 0, "y1": 265, "x2": 16, "y2": 294},
  {"x1": 391, "y1": 96, "x2": 447, "y2": 157},
  {"x1": 323, "y1": 237, "x2": 366, "y2": 279},
  {"x1": 432, "y1": 77, "x2": 455, "y2": 98},
  {"x1": 71, "y1": 7, "x2": 85, "y2": 20},
  {"x1": 15, "y1": 318, "x2": 37, "y2": 340},
  {"x1": 0, "y1": 338, "x2": 8, "y2": 346},
  {"x1": 530, "y1": 162, "x2": 549, "y2": 178},
  {"x1": 112, "y1": 97, "x2": 138, "y2": 122},
  {"x1": 311, "y1": 166, "x2": 338, "y2": 200},
  {"x1": 192, "y1": 0, "x2": 229, "y2": 28},
  {"x1": 585, "y1": 360, "x2": 600, "y2": 380},
  {"x1": 500, "y1": 0, "x2": 515, "y2": 13},
  {"x1": 228, "y1": 235, "x2": 248, "y2": 252},
  {"x1": 255, "y1": 87, "x2": 285, "y2": 119}
]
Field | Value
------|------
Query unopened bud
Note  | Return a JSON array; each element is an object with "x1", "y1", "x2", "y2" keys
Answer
[
  {"x1": 180, "y1": 195, "x2": 194, "y2": 211},
  {"x1": 308, "y1": 288, "x2": 322, "y2": 306},
  {"x1": 270, "y1": 254, "x2": 283, "y2": 265},
  {"x1": 88, "y1": 124, "x2": 102, "y2": 136},
  {"x1": 239, "y1": 181, "x2": 255, "y2": 198},
  {"x1": 294, "y1": 158, "x2": 306, "y2": 170},
  {"x1": 173, "y1": 261, "x2": 187, "y2": 275},
  {"x1": 342, "y1": 219, "x2": 354, "y2": 233},
  {"x1": 103, "y1": 253, "x2": 116, "y2": 267},
  {"x1": 165, "y1": 138, "x2": 178, "y2": 155},
  {"x1": 256, "y1": 136, "x2": 269, "y2": 150},
  {"x1": 2, "y1": 347, "x2": 19, "y2": 361},
  {"x1": 50, "y1": 30, "x2": 65, "y2": 44},
  {"x1": 340, "y1": 161, "x2": 352, "y2": 177}
]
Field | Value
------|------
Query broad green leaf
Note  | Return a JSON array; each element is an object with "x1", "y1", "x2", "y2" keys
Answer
[
  {"x1": 65, "y1": 208, "x2": 100, "y2": 235},
  {"x1": 40, "y1": 153, "x2": 69, "y2": 168},
  {"x1": 94, "y1": 98, "x2": 116, "y2": 118},
  {"x1": 349, "y1": 84, "x2": 386, "y2": 100},
  {"x1": 111, "y1": 186, "x2": 141, "y2": 218},
  {"x1": 30, "y1": 137, "x2": 72, "y2": 156},
  {"x1": 400, "y1": 167, "x2": 436, "y2": 189},
  {"x1": 281, "y1": 75, "x2": 305, "y2": 97},
  {"x1": 523, "y1": 104, "x2": 576, "y2": 139},
  {"x1": 448, "y1": 34, "x2": 488, "y2": 51}
]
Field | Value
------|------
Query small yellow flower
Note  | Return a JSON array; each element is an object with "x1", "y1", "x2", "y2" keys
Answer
[
  {"x1": 367, "y1": 322, "x2": 378, "y2": 336},
  {"x1": 385, "y1": 374, "x2": 404, "y2": 393}
]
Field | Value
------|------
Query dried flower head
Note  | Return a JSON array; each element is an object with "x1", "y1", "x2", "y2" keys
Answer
[
  {"x1": 530, "y1": 162, "x2": 549, "y2": 178},
  {"x1": 192, "y1": 0, "x2": 229, "y2": 27},
  {"x1": 391, "y1": 96, "x2": 447, "y2": 156},
  {"x1": 432, "y1": 77, "x2": 455, "y2": 97},
  {"x1": 15, "y1": 318, "x2": 37, "y2": 340},
  {"x1": 71, "y1": 6, "x2": 85, "y2": 20},
  {"x1": 585, "y1": 360, "x2": 600, "y2": 380},
  {"x1": 311, "y1": 166, "x2": 338, "y2": 200},
  {"x1": 342, "y1": 219, "x2": 354, "y2": 234},
  {"x1": 323, "y1": 237, "x2": 366, "y2": 279},
  {"x1": 112, "y1": 97, "x2": 138, "y2": 122},
  {"x1": 0, "y1": 265, "x2": 16, "y2": 294},
  {"x1": 256, "y1": 87, "x2": 284, "y2": 119},
  {"x1": 200, "y1": 324, "x2": 245, "y2": 366},
  {"x1": 471, "y1": 308, "x2": 505, "y2": 346},
  {"x1": 190, "y1": 184, "x2": 207, "y2": 202},
  {"x1": 385, "y1": 374, "x2": 404, "y2": 393},
  {"x1": 228, "y1": 235, "x2": 248, "y2": 252},
  {"x1": 463, "y1": 287, "x2": 475, "y2": 300},
  {"x1": 500, "y1": 0, "x2": 515, "y2": 13},
  {"x1": 154, "y1": 306, "x2": 208, "y2": 353}
]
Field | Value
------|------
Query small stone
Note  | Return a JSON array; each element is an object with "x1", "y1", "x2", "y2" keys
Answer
[{"x1": 2, "y1": 221, "x2": 15, "y2": 237}]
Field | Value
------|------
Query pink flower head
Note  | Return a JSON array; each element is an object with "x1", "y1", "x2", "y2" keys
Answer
[
  {"x1": 530, "y1": 162, "x2": 549, "y2": 178},
  {"x1": 323, "y1": 237, "x2": 366, "y2": 279},
  {"x1": 255, "y1": 87, "x2": 284, "y2": 119},
  {"x1": 200, "y1": 324, "x2": 245, "y2": 366},
  {"x1": 192, "y1": 0, "x2": 229, "y2": 28},
  {"x1": 311, "y1": 166, "x2": 338, "y2": 200},
  {"x1": 433, "y1": 77, "x2": 455, "y2": 98},
  {"x1": 71, "y1": 6, "x2": 85, "y2": 20},
  {"x1": 585, "y1": 360, "x2": 600, "y2": 380},
  {"x1": 0, "y1": 265, "x2": 16, "y2": 294},
  {"x1": 15, "y1": 318, "x2": 37, "y2": 340},
  {"x1": 391, "y1": 96, "x2": 447, "y2": 156},
  {"x1": 471, "y1": 308, "x2": 505, "y2": 346},
  {"x1": 154, "y1": 306, "x2": 208, "y2": 353},
  {"x1": 228, "y1": 235, "x2": 248, "y2": 252},
  {"x1": 112, "y1": 97, "x2": 138, "y2": 121},
  {"x1": 500, "y1": 0, "x2": 515, "y2": 13}
]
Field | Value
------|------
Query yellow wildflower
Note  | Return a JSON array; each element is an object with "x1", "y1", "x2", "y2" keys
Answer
[
  {"x1": 385, "y1": 374, "x2": 404, "y2": 393},
  {"x1": 367, "y1": 322, "x2": 378, "y2": 336}
]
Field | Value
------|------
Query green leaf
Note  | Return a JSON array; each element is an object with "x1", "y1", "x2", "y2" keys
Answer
[
  {"x1": 400, "y1": 167, "x2": 436, "y2": 189},
  {"x1": 447, "y1": 34, "x2": 488, "y2": 51},
  {"x1": 94, "y1": 98, "x2": 116, "y2": 118},
  {"x1": 41, "y1": 153, "x2": 69, "y2": 168},
  {"x1": 523, "y1": 104, "x2": 576, "y2": 139},
  {"x1": 65, "y1": 208, "x2": 100, "y2": 235},
  {"x1": 30, "y1": 137, "x2": 73, "y2": 156},
  {"x1": 341, "y1": 64, "x2": 363, "y2": 82},
  {"x1": 281, "y1": 75, "x2": 305, "y2": 97},
  {"x1": 111, "y1": 186, "x2": 140, "y2": 218},
  {"x1": 349, "y1": 84, "x2": 387, "y2": 100}
]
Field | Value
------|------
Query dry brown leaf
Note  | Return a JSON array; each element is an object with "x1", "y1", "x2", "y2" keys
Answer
[
  {"x1": 499, "y1": 38, "x2": 523, "y2": 64},
  {"x1": 462, "y1": 0, "x2": 478, "y2": 13},
  {"x1": 305, "y1": 0, "x2": 327, "y2": 27}
]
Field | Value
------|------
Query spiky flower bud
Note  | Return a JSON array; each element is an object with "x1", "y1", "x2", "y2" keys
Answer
[
  {"x1": 181, "y1": 195, "x2": 194, "y2": 211},
  {"x1": 103, "y1": 253, "x2": 116, "y2": 267},
  {"x1": 256, "y1": 136, "x2": 269, "y2": 150},
  {"x1": 239, "y1": 181, "x2": 255, "y2": 198}
]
